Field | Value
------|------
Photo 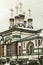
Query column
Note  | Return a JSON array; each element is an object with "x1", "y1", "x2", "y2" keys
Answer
[{"x1": 4, "y1": 45, "x2": 6, "y2": 56}]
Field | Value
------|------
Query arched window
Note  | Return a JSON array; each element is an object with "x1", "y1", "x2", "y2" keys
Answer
[{"x1": 26, "y1": 42, "x2": 34, "y2": 55}]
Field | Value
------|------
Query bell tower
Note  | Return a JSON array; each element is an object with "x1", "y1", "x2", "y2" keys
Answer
[
  {"x1": 27, "y1": 9, "x2": 33, "y2": 29},
  {"x1": 19, "y1": 1, "x2": 25, "y2": 27},
  {"x1": 15, "y1": 5, "x2": 20, "y2": 27},
  {"x1": 9, "y1": 8, "x2": 14, "y2": 29}
]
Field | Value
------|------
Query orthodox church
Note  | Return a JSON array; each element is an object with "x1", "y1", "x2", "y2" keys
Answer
[{"x1": 0, "y1": 1, "x2": 43, "y2": 63}]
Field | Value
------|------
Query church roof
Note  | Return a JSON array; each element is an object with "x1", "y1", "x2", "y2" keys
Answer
[
  {"x1": 0, "y1": 27, "x2": 42, "y2": 36},
  {"x1": 17, "y1": 34, "x2": 42, "y2": 42}
]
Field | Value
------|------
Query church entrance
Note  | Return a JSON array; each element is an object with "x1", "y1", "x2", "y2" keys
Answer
[{"x1": 26, "y1": 42, "x2": 34, "y2": 55}]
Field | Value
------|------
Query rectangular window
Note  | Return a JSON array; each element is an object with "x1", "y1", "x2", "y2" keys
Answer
[
  {"x1": 19, "y1": 46, "x2": 22, "y2": 56},
  {"x1": 6, "y1": 44, "x2": 11, "y2": 56}
]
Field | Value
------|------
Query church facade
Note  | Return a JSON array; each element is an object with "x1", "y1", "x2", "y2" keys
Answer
[{"x1": 0, "y1": 1, "x2": 43, "y2": 63}]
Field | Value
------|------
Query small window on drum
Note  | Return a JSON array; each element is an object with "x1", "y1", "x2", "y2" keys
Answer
[
  {"x1": 35, "y1": 40, "x2": 37, "y2": 46},
  {"x1": 38, "y1": 40, "x2": 40, "y2": 46}
]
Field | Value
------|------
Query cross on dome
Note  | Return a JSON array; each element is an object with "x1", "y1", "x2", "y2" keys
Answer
[
  {"x1": 19, "y1": 1, "x2": 23, "y2": 12},
  {"x1": 10, "y1": 8, "x2": 14, "y2": 17},
  {"x1": 28, "y1": 9, "x2": 31, "y2": 17},
  {"x1": 16, "y1": 6, "x2": 19, "y2": 15}
]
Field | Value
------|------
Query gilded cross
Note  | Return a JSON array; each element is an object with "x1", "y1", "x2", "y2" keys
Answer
[
  {"x1": 16, "y1": 6, "x2": 19, "y2": 15},
  {"x1": 10, "y1": 8, "x2": 14, "y2": 17},
  {"x1": 19, "y1": 1, "x2": 23, "y2": 12},
  {"x1": 28, "y1": 9, "x2": 31, "y2": 16}
]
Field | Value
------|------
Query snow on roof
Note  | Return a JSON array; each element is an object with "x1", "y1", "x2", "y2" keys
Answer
[
  {"x1": 17, "y1": 27, "x2": 42, "y2": 32},
  {"x1": 0, "y1": 27, "x2": 42, "y2": 36},
  {"x1": 17, "y1": 34, "x2": 42, "y2": 42}
]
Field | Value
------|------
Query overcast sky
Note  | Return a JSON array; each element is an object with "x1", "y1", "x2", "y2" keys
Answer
[{"x1": 0, "y1": 0, "x2": 43, "y2": 32}]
